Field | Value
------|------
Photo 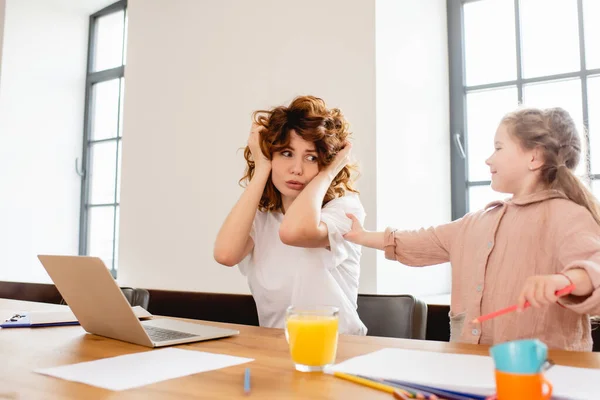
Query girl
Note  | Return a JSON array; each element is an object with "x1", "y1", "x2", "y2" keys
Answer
[
  {"x1": 214, "y1": 95, "x2": 367, "y2": 335},
  {"x1": 345, "y1": 107, "x2": 600, "y2": 350}
]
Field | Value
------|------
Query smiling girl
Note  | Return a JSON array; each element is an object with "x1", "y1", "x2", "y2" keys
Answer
[{"x1": 344, "y1": 107, "x2": 600, "y2": 350}]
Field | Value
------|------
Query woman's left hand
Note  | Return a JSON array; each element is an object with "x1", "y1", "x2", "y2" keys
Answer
[{"x1": 516, "y1": 274, "x2": 572, "y2": 311}]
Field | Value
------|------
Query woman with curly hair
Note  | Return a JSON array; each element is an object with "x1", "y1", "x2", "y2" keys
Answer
[{"x1": 214, "y1": 95, "x2": 367, "y2": 335}]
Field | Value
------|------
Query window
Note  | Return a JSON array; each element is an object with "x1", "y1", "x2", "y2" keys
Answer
[
  {"x1": 448, "y1": 0, "x2": 600, "y2": 218},
  {"x1": 79, "y1": 0, "x2": 127, "y2": 276}
]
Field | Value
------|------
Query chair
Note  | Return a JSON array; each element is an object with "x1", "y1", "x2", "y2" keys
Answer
[
  {"x1": 357, "y1": 294, "x2": 428, "y2": 339},
  {"x1": 60, "y1": 287, "x2": 150, "y2": 310}
]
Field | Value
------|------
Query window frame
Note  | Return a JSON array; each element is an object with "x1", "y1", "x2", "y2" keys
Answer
[
  {"x1": 448, "y1": 0, "x2": 599, "y2": 219},
  {"x1": 78, "y1": 0, "x2": 127, "y2": 276}
]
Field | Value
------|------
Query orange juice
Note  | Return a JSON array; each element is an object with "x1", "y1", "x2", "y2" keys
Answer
[{"x1": 286, "y1": 314, "x2": 339, "y2": 368}]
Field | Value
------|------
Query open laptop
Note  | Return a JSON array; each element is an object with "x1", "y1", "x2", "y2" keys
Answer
[{"x1": 37, "y1": 255, "x2": 239, "y2": 348}]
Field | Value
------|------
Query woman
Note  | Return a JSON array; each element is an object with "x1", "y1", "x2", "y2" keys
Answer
[{"x1": 214, "y1": 95, "x2": 366, "y2": 335}]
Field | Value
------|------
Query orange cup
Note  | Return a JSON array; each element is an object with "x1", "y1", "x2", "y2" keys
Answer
[{"x1": 495, "y1": 370, "x2": 552, "y2": 400}]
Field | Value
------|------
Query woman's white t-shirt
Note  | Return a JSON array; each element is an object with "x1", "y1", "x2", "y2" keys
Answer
[{"x1": 238, "y1": 193, "x2": 367, "y2": 335}]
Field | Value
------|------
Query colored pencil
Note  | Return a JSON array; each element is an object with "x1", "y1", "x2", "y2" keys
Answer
[
  {"x1": 332, "y1": 371, "x2": 412, "y2": 397},
  {"x1": 385, "y1": 378, "x2": 487, "y2": 400},
  {"x1": 394, "y1": 389, "x2": 412, "y2": 400}
]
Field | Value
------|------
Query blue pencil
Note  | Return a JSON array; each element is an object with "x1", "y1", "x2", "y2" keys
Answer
[{"x1": 244, "y1": 367, "x2": 251, "y2": 395}]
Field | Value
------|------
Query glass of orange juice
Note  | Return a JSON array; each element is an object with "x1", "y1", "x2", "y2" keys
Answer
[{"x1": 285, "y1": 305, "x2": 339, "y2": 372}]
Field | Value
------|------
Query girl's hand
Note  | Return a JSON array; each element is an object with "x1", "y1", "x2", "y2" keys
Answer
[
  {"x1": 248, "y1": 122, "x2": 271, "y2": 172},
  {"x1": 343, "y1": 213, "x2": 366, "y2": 244},
  {"x1": 516, "y1": 274, "x2": 572, "y2": 311}
]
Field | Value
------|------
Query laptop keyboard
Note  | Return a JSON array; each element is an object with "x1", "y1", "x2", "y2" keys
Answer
[{"x1": 143, "y1": 325, "x2": 199, "y2": 342}]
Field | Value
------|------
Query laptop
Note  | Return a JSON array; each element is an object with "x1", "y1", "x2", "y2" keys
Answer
[{"x1": 37, "y1": 255, "x2": 239, "y2": 348}]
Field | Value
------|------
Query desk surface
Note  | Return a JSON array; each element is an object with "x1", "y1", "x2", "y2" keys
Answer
[{"x1": 1, "y1": 298, "x2": 599, "y2": 399}]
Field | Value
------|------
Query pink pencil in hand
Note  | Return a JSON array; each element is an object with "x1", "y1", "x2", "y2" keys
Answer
[{"x1": 471, "y1": 284, "x2": 576, "y2": 324}]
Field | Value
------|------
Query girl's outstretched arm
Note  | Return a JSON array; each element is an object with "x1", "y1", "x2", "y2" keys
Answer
[{"x1": 344, "y1": 213, "x2": 464, "y2": 266}]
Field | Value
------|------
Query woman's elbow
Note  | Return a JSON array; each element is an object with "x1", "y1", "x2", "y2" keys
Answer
[
  {"x1": 213, "y1": 248, "x2": 239, "y2": 267},
  {"x1": 279, "y1": 228, "x2": 296, "y2": 246},
  {"x1": 279, "y1": 226, "x2": 310, "y2": 247}
]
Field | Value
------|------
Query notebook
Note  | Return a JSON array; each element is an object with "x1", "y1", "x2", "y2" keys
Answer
[
  {"x1": 1, "y1": 306, "x2": 152, "y2": 328},
  {"x1": 325, "y1": 348, "x2": 599, "y2": 400}
]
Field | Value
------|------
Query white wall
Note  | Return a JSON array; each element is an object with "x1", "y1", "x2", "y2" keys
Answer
[
  {"x1": 118, "y1": 0, "x2": 378, "y2": 293},
  {"x1": 375, "y1": 0, "x2": 452, "y2": 295},
  {"x1": 0, "y1": 0, "x2": 91, "y2": 282},
  {"x1": 0, "y1": 0, "x2": 452, "y2": 296},
  {"x1": 0, "y1": 0, "x2": 5, "y2": 82}
]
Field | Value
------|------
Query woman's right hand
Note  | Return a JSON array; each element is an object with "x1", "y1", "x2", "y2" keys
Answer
[{"x1": 248, "y1": 122, "x2": 271, "y2": 172}]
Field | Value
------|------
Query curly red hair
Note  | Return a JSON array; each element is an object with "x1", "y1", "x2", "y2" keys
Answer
[{"x1": 240, "y1": 95, "x2": 358, "y2": 212}]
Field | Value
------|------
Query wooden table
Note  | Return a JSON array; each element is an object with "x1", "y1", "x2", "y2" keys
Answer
[{"x1": 1, "y1": 299, "x2": 599, "y2": 399}]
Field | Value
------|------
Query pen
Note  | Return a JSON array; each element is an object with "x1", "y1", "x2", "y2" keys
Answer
[{"x1": 244, "y1": 367, "x2": 251, "y2": 395}]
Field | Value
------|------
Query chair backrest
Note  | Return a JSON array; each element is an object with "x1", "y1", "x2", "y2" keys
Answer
[
  {"x1": 146, "y1": 290, "x2": 260, "y2": 326},
  {"x1": 357, "y1": 294, "x2": 428, "y2": 340},
  {"x1": 60, "y1": 287, "x2": 150, "y2": 310},
  {"x1": 120, "y1": 287, "x2": 150, "y2": 310}
]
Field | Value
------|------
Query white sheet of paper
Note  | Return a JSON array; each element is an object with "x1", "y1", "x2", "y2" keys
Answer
[
  {"x1": 546, "y1": 365, "x2": 600, "y2": 400},
  {"x1": 325, "y1": 348, "x2": 600, "y2": 400},
  {"x1": 35, "y1": 348, "x2": 253, "y2": 391}
]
